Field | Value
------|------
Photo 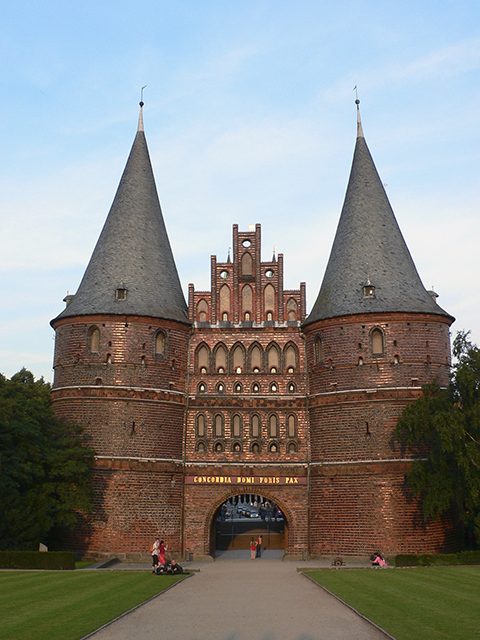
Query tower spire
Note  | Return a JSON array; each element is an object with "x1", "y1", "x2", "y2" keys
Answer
[
  {"x1": 137, "y1": 85, "x2": 147, "y2": 132},
  {"x1": 304, "y1": 106, "x2": 452, "y2": 326},
  {"x1": 354, "y1": 86, "x2": 364, "y2": 139},
  {"x1": 52, "y1": 102, "x2": 188, "y2": 325}
]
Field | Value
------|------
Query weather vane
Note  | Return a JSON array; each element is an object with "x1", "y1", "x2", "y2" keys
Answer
[{"x1": 140, "y1": 85, "x2": 147, "y2": 107}]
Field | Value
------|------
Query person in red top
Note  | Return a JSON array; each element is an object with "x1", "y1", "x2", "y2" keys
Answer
[
  {"x1": 159, "y1": 540, "x2": 168, "y2": 566},
  {"x1": 249, "y1": 537, "x2": 257, "y2": 560}
]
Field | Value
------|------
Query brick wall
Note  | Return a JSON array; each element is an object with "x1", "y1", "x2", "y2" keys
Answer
[
  {"x1": 69, "y1": 459, "x2": 184, "y2": 555},
  {"x1": 309, "y1": 462, "x2": 456, "y2": 555}
]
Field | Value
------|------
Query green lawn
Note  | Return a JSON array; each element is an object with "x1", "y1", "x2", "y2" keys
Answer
[
  {"x1": 0, "y1": 571, "x2": 188, "y2": 640},
  {"x1": 304, "y1": 566, "x2": 480, "y2": 640}
]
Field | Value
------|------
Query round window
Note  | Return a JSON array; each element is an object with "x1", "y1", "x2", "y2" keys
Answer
[
  {"x1": 242, "y1": 239, "x2": 251, "y2": 248},
  {"x1": 220, "y1": 270, "x2": 229, "y2": 279},
  {"x1": 265, "y1": 269, "x2": 274, "y2": 278}
]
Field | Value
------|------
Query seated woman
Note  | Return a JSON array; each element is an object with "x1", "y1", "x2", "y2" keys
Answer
[{"x1": 371, "y1": 552, "x2": 387, "y2": 568}]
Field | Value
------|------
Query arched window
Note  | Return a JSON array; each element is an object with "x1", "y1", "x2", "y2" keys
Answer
[
  {"x1": 242, "y1": 285, "x2": 253, "y2": 318},
  {"x1": 270, "y1": 382, "x2": 278, "y2": 392},
  {"x1": 155, "y1": 331, "x2": 166, "y2": 356},
  {"x1": 232, "y1": 344, "x2": 245, "y2": 374},
  {"x1": 284, "y1": 344, "x2": 297, "y2": 372},
  {"x1": 214, "y1": 414, "x2": 224, "y2": 438},
  {"x1": 250, "y1": 344, "x2": 263, "y2": 372},
  {"x1": 269, "y1": 442, "x2": 278, "y2": 453},
  {"x1": 241, "y1": 253, "x2": 253, "y2": 275},
  {"x1": 314, "y1": 335, "x2": 324, "y2": 364},
  {"x1": 232, "y1": 442, "x2": 242, "y2": 453},
  {"x1": 196, "y1": 414, "x2": 206, "y2": 437},
  {"x1": 286, "y1": 298, "x2": 297, "y2": 321},
  {"x1": 287, "y1": 442, "x2": 297, "y2": 453},
  {"x1": 234, "y1": 382, "x2": 243, "y2": 393},
  {"x1": 252, "y1": 383, "x2": 260, "y2": 393},
  {"x1": 88, "y1": 326, "x2": 100, "y2": 353},
  {"x1": 268, "y1": 414, "x2": 278, "y2": 438},
  {"x1": 251, "y1": 415, "x2": 261, "y2": 438},
  {"x1": 287, "y1": 414, "x2": 296, "y2": 438},
  {"x1": 196, "y1": 299, "x2": 208, "y2": 322},
  {"x1": 196, "y1": 442, "x2": 206, "y2": 453},
  {"x1": 264, "y1": 284, "x2": 275, "y2": 318},
  {"x1": 371, "y1": 328, "x2": 384, "y2": 356},
  {"x1": 215, "y1": 344, "x2": 227, "y2": 372},
  {"x1": 216, "y1": 383, "x2": 225, "y2": 393},
  {"x1": 251, "y1": 442, "x2": 260, "y2": 454},
  {"x1": 198, "y1": 382, "x2": 207, "y2": 393},
  {"x1": 267, "y1": 344, "x2": 280, "y2": 373},
  {"x1": 287, "y1": 382, "x2": 296, "y2": 393},
  {"x1": 214, "y1": 441, "x2": 224, "y2": 453},
  {"x1": 232, "y1": 414, "x2": 242, "y2": 438},
  {"x1": 196, "y1": 344, "x2": 210, "y2": 373},
  {"x1": 219, "y1": 285, "x2": 230, "y2": 319}
]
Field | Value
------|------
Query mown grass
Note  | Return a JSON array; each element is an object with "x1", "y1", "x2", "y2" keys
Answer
[
  {"x1": 305, "y1": 566, "x2": 480, "y2": 640},
  {"x1": 0, "y1": 570, "x2": 187, "y2": 640}
]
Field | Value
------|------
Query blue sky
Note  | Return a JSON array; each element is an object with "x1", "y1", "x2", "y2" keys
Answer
[{"x1": 1, "y1": 0, "x2": 479, "y2": 381}]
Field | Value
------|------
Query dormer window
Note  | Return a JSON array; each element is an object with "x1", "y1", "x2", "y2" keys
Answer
[
  {"x1": 363, "y1": 278, "x2": 375, "y2": 298},
  {"x1": 116, "y1": 284, "x2": 128, "y2": 300}
]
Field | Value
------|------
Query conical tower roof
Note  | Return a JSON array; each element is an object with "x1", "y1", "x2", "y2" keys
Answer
[
  {"x1": 52, "y1": 105, "x2": 189, "y2": 325},
  {"x1": 304, "y1": 103, "x2": 452, "y2": 326}
]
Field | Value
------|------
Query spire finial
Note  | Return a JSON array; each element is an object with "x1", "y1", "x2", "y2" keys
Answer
[
  {"x1": 138, "y1": 85, "x2": 147, "y2": 132},
  {"x1": 353, "y1": 86, "x2": 364, "y2": 138}
]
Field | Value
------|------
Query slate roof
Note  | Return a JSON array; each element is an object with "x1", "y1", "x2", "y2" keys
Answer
[
  {"x1": 52, "y1": 107, "x2": 189, "y2": 325},
  {"x1": 304, "y1": 109, "x2": 452, "y2": 326}
]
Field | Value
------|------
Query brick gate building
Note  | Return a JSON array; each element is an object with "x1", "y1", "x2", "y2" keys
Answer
[{"x1": 51, "y1": 102, "x2": 454, "y2": 559}]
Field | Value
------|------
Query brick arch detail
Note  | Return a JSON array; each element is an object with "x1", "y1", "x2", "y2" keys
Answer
[{"x1": 202, "y1": 489, "x2": 296, "y2": 554}]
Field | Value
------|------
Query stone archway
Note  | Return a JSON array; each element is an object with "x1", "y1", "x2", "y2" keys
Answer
[{"x1": 206, "y1": 491, "x2": 293, "y2": 558}]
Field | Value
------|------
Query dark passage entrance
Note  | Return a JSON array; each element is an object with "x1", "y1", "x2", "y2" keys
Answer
[{"x1": 214, "y1": 495, "x2": 285, "y2": 555}]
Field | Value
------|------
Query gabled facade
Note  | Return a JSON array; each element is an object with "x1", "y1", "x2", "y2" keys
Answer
[{"x1": 51, "y1": 103, "x2": 456, "y2": 559}]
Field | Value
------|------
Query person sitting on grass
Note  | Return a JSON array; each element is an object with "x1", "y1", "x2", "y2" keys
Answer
[
  {"x1": 371, "y1": 552, "x2": 387, "y2": 568},
  {"x1": 169, "y1": 559, "x2": 183, "y2": 574}
]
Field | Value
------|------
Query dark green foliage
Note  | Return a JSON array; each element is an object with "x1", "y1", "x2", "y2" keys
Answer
[
  {"x1": 394, "y1": 551, "x2": 480, "y2": 566},
  {"x1": 396, "y1": 331, "x2": 480, "y2": 544},
  {"x1": 0, "y1": 369, "x2": 94, "y2": 550},
  {"x1": 0, "y1": 551, "x2": 75, "y2": 570}
]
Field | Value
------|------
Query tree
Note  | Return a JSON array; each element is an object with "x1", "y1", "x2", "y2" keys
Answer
[
  {"x1": 396, "y1": 331, "x2": 480, "y2": 545},
  {"x1": 0, "y1": 369, "x2": 94, "y2": 549}
]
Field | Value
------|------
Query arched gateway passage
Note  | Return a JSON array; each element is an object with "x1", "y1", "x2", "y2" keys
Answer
[{"x1": 211, "y1": 494, "x2": 286, "y2": 557}]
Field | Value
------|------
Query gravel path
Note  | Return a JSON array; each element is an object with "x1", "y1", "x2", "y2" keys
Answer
[{"x1": 89, "y1": 558, "x2": 390, "y2": 640}]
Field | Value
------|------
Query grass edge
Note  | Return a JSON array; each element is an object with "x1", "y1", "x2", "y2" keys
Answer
[
  {"x1": 79, "y1": 572, "x2": 193, "y2": 640},
  {"x1": 300, "y1": 571, "x2": 395, "y2": 640}
]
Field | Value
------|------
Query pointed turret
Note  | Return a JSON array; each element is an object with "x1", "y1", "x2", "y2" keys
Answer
[
  {"x1": 304, "y1": 103, "x2": 452, "y2": 325},
  {"x1": 52, "y1": 103, "x2": 189, "y2": 325}
]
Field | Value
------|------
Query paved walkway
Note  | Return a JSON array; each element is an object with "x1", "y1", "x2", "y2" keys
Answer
[{"x1": 89, "y1": 557, "x2": 390, "y2": 640}]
